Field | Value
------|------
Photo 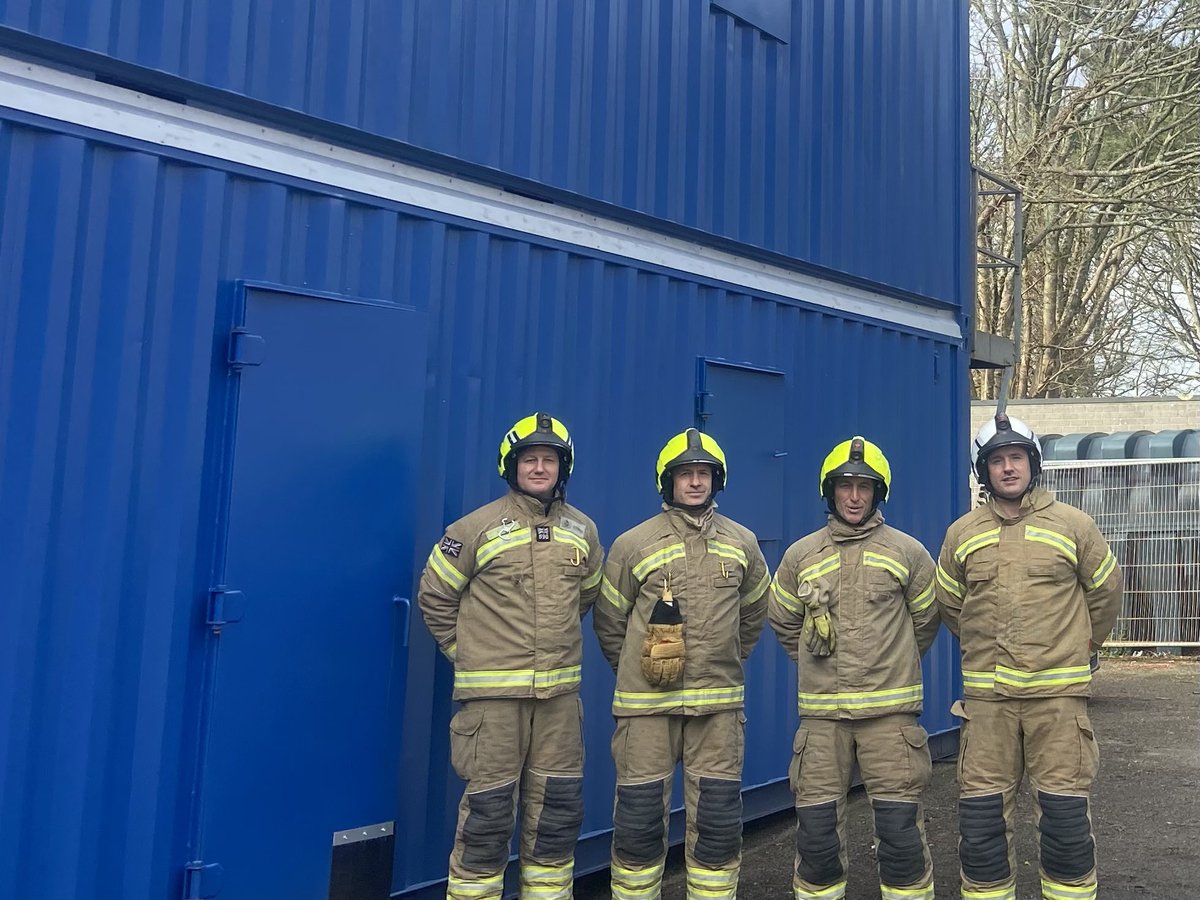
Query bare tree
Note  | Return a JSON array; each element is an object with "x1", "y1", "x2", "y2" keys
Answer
[
  {"x1": 1114, "y1": 225, "x2": 1200, "y2": 393},
  {"x1": 971, "y1": 0, "x2": 1200, "y2": 399}
]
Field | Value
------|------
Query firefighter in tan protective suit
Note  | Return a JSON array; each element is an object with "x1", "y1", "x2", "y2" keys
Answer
[
  {"x1": 769, "y1": 436, "x2": 941, "y2": 900},
  {"x1": 936, "y1": 414, "x2": 1122, "y2": 900},
  {"x1": 593, "y1": 429, "x2": 770, "y2": 900},
  {"x1": 417, "y1": 413, "x2": 603, "y2": 900}
]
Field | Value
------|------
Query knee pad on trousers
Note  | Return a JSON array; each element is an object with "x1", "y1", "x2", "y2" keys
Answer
[
  {"x1": 795, "y1": 800, "x2": 843, "y2": 886},
  {"x1": 693, "y1": 777, "x2": 743, "y2": 867},
  {"x1": 461, "y1": 782, "x2": 516, "y2": 871},
  {"x1": 872, "y1": 799, "x2": 926, "y2": 886},
  {"x1": 1037, "y1": 791, "x2": 1095, "y2": 880},
  {"x1": 532, "y1": 776, "x2": 584, "y2": 860},
  {"x1": 958, "y1": 793, "x2": 1010, "y2": 884},
  {"x1": 613, "y1": 780, "x2": 666, "y2": 865}
]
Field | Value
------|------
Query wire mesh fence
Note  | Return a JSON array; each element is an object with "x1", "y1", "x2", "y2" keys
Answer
[
  {"x1": 969, "y1": 458, "x2": 1200, "y2": 650},
  {"x1": 1040, "y1": 458, "x2": 1200, "y2": 650}
]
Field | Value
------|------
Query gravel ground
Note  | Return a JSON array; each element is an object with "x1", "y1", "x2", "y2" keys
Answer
[{"x1": 574, "y1": 658, "x2": 1200, "y2": 899}]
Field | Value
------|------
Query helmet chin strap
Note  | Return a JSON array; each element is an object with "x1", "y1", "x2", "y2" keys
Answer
[
  {"x1": 981, "y1": 447, "x2": 1040, "y2": 498},
  {"x1": 823, "y1": 478, "x2": 884, "y2": 525},
  {"x1": 661, "y1": 462, "x2": 720, "y2": 508},
  {"x1": 664, "y1": 476, "x2": 713, "y2": 511},
  {"x1": 506, "y1": 446, "x2": 570, "y2": 505},
  {"x1": 984, "y1": 476, "x2": 1038, "y2": 499},
  {"x1": 827, "y1": 501, "x2": 878, "y2": 526},
  {"x1": 513, "y1": 483, "x2": 565, "y2": 516}
]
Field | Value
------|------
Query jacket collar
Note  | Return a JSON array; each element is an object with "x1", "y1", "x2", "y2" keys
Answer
[
  {"x1": 506, "y1": 487, "x2": 561, "y2": 519},
  {"x1": 661, "y1": 501, "x2": 717, "y2": 538},
  {"x1": 826, "y1": 509, "x2": 884, "y2": 543},
  {"x1": 988, "y1": 486, "x2": 1054, "y2": 524}
]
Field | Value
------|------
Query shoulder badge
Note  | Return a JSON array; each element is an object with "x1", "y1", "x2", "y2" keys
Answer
[{"x1": 558, "y1": 516, "x2": 586, "y2": 537}]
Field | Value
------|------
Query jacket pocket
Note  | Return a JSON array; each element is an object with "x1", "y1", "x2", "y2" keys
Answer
[
  {"x1": 866, "y1": 568, "x2": 901, "y2": 602},
  {"x1": 712, "y1": 573, "x2": 742, "y2": 590},
  {"x1": 449, "y1": 705, "x2": 485, "y2": 780},
  {"x1": 560, "y1": 561, "x2": 586, "y2": 578},
  {"x1": 1027, "y1": 549, "x2": 1071, "y2": 580},
  {"x1": 539, "y1": 563, "x2": 586, "y2": 629},
  {"x1": 966, "y1": 559, "x2": 998, "y2": 584}
]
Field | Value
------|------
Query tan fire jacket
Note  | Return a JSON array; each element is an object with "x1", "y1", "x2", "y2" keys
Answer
[
  {"x1": 768, "y1": 512, "x2": 940, "y2": 719},
  {"x1": 592, "y1": 504, "x2": 770, "y2": 717},
  {"x1": 417, "y1": 489, "x2": 603, "y2": 702},
  {"x1": 935, "y1": 487, "x2": 1122, "y2": 699}
]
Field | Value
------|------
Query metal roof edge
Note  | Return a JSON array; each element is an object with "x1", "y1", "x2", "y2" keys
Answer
[{"x1": 0, "y1": 50, "x2": 963, "y2": 342}]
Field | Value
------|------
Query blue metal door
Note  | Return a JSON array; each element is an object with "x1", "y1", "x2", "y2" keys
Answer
[
  {"x1": 194, "y1": 285, "x2": 425, "y2": 899},
  {"x1": 697, "y1": 359, "x2": 787, "y2": 567},
  {"x1": 696, "y1": 359, "x2": 795, "y2": 802}
]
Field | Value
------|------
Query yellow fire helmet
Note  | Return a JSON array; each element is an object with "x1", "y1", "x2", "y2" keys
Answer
[
  {"x1": 819, "y1": 436, "x2": 892, "y2": 510},
  {"x1": 656, "y1": 428, "x2": 727, "y2": 501},
  {"x1": 497, "y1": 412, "x2": 574, "y2": 490}
]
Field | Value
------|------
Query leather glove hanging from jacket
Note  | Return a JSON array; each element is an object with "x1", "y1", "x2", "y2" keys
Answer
[
  {"x1": 800, "y1": 578, "x2": 836, "y2": 657},
  {"x1": 642, "y1": 571, "x2": 685, "y2": 688}
]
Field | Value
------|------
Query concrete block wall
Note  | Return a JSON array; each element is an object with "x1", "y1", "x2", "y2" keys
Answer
[{"x1": 970, "y1": 397, "x2": 1199, "y2": 440}]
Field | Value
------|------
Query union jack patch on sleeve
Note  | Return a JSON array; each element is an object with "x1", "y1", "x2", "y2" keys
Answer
[{"x1": 439, "y1": 536, "x2": 463, "y2": 558}]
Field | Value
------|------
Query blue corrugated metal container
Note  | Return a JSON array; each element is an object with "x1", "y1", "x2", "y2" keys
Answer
[
  {"x1": 0, "y1": 0, "x2": 968, "y2": 304},
  {"x1": 0, "y1": 3, "x2": 971, "y2": 898}
]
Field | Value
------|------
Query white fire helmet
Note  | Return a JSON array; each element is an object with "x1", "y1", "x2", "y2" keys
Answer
[{"x1": 972, "y1": 413, "x2": 1042, "y2": 492}]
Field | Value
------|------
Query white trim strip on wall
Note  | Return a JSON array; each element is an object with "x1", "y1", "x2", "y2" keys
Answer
[{"x1": 0, "y1": 54, "x2": 961, "y2": 340}]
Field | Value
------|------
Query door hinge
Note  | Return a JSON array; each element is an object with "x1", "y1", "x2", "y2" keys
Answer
[
  {"x1": 183, "y1": 860, "x2": 223, "y2": 899},
  {"x1": 694, "y1": 390, "x2": 712, "y2": 424},
  {"x1": 207, "y1": 587, "x2": 247, "y2": 633},
  {"x1": 228, "y1": 328, "x2": 266, "y2": 368}
]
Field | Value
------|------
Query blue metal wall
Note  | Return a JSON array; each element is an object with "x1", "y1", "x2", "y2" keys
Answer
[
  {"x1": 0, "y1": 115, "x2": 966, "y2": 899},
  {"x1": 0, "y1": 0, "x2": 969, "y2": 305},
  {"x1": 0, "y1": 2, "x2": 971, "y2": 898}
]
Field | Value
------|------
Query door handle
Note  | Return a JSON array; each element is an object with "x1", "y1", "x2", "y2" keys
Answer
[{"x1": 393, "y1": 596, "x2": 411, "y2": 648}]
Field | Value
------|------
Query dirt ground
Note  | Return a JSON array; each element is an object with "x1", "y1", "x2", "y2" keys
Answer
[{"x1": 575, "y1": 659, "x2": 1200, "y2": 899}]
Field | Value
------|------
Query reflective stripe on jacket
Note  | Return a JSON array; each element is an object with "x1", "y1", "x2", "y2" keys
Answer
[
  {"x1": 935, "y1": 487, "x2": 1122, "y2": 699},
  {"x1": 769, "y1": 511, "x2": 940, "y2": 719},
  {"x1": 417, "y1": 489, "x2": 603, "y2": 701},
  {"x1": 593, "y1": 505, "x2": 770, "y2": 716}
]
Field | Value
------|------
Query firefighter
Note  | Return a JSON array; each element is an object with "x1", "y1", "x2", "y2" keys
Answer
[
  {"x1": 936, "y1": 414, "x2": 1122, "y2": 900},
  {"x1": 416, "y1": 413, "x2": 604, "y2": 900},
  {"x1": 769, "y1": 436, "x2": 941, "y2": 900},
  {"x1": 593, "y1": 428, "x2": 770, "y2": 900}
]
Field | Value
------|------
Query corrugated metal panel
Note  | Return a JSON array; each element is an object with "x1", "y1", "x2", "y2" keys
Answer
[
  {"x1": 397, "y1": 236, "x2": 968, "y2": 896},
  {"x1": 0, "y1": 127, "x2": 225, "y2": 899},
  {"x1": 0, "y1": 0, "x2": 969, "y2": 305},
  {"x1": 0, "y1": 119, "x2": 967, "y2": 899}
]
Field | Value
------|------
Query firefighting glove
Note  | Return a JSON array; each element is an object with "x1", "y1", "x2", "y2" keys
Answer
[
  {"x1": 642, "y1": 572, "x2": 685, "y2": 688},
  {"x1": 800, "y1": 578, "x2": 836, "y2": 657}
]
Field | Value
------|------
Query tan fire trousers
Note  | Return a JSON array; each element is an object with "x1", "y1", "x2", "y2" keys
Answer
[
  {"x1": 789, "y1": 714, "x2": 934, "y2": 900},
  {"x1": 609, "y1": 711, "x2": 746, "y2": 900},
  {"x1": 955, "y1": 696, "x2": 1101, "y2": 900},
  {"x1": 446, "y1": 694, "x2": 584, "y2": 900}
]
